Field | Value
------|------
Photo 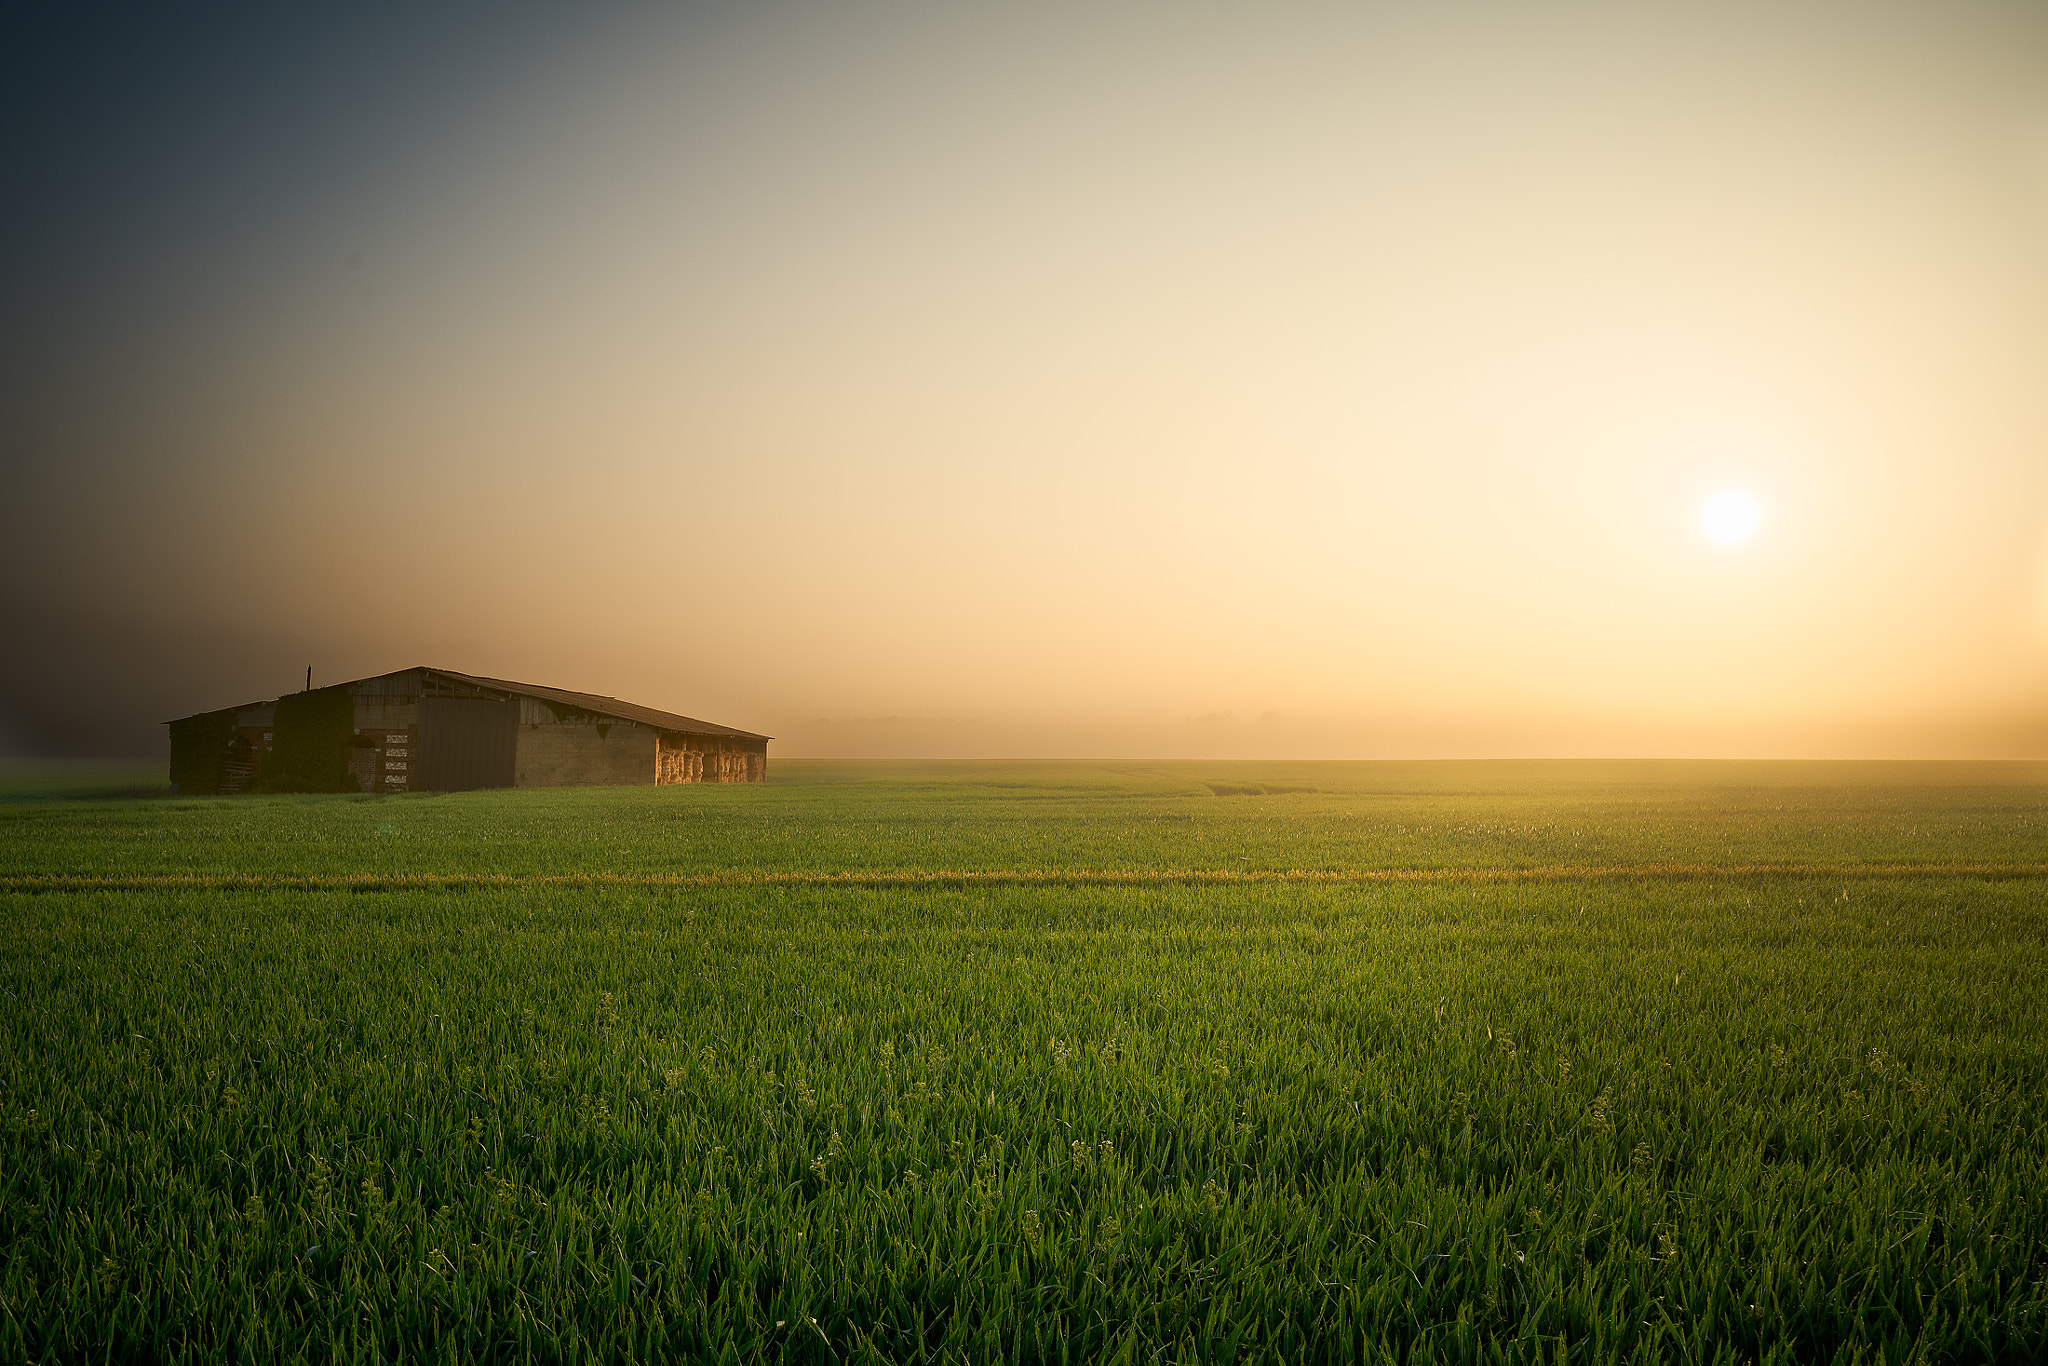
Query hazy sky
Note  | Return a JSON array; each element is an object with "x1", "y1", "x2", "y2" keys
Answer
[{"x1": 6, "y1": 0, "x2": 2048, "y2": 758}]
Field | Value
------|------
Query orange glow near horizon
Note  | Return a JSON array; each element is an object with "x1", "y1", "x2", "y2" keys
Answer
[{"x1": 5, "y1": 0, "x2": 2048, "y2": 759}]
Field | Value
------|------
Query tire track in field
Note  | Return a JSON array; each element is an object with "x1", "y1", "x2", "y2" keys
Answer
[{"x1": 2, "y1": 863, "x2": 2045, "y2": 893}]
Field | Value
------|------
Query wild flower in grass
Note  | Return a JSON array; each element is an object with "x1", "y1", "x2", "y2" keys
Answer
[
  {"x1": 1209, "y1": 1058, "x2": 1229, "y2": 1079},
  {"x1": 897, "y1": 1169, "x2": 923, "y2": 1197},
  {"x1": 1630, "y1": 1141, "x2": 1654, "y2": 1167},
  {"x1": 489, "y1": 1170, "x2": 519, "y2": 1207},
  {"x1": 1524, "y1": 1206, "x2": 1543, "y2": 1227},
  {"x1": 464, "y1": 1112, "x2": 487, "y2": 1146},
  {"x1": 1655, "y1": 1228, "x2": 1679, "y2": 1263},
  {"x1": 1556, "y1": 1058, "x2": 1571, "y2": 1085},
  {"x1": 597, "y1": 993, "x2": 620, "y2": 1030},
  {"x1": 95, "y1": 1256, "x2": 120, "y2": 1295},
  {"x1": 878, "y1": 1041, "x2": 895, "y2": 1065},
  {"x1": 698, "y1": 1045, "x2": 717, "y2": 1069},
  {"x1": 1020, "y1": 1208, "x2": 1041, "y2": 1243},
  {"x1": 220, "y1": 1085, "x2": 240, "y2": 1115},
  {"x1": 1050, "y1": 1038, "x2": 1071, "y2": 1067},
  {"x1": 242, "y1": 1193, "x2": 268, "y2": 1234},
  {"x1": 1069, "y1": 1139, "x2": 1091, "y2": 1170},
  {"x1": 1097, "y1": 1036, "x2": 1122, "y2": 1064},
  {"x1": 811, "y1": 1131, "x2": 842, "y2": 1179},
  {"x1": 1766, "y1": 1043, "x2": 1787, "y2": 1070},
  {"x1": 306, "y1": 1155, "x2": 333, "y2": 1205},
  {"x1": 1866, "y1": 1048, "x2": 1890, "y2": 1076},
  {"x1": 791, "y1": 1078, "x2": 815, "y2": 1109},
  {"x1": 425, "y1": 1247, "x2": 454, "y2": 1276},
  {"x1": 1588, "y1": 1091, "x2": 1614, "y2": 1137},
  {"x1": 1097, "y1": 1216, "x2": 1121, "y2": 1252},
  {"x1": 1097, "y1": 1139, "x2": 1114, "y2": 1163},
  {"x1": 663, "y1": 1067, "x2": 688, "y2": 1095},
  {"x1": 1202, "y1": 1180, "x2": 1226, "y2": 1215},
  {"x1": 1904, "y1": 1074, "x2": 1928, "y2": 1101}
]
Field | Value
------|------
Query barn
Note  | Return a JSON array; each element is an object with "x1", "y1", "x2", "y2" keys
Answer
[{"x1": 166, "y1": 667, "x2": 770, "y2": 795}]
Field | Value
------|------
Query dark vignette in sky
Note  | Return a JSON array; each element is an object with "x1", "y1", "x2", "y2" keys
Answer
[{"x1": 2, "y1": 2, "x2": 656, "y2": 753}]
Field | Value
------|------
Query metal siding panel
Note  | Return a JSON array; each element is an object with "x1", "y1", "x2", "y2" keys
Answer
[{"x1": 417, "y1": 698, "x2": 519, "y2": 791}]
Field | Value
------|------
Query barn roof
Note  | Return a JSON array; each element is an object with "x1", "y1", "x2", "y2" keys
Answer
[
  {"x1": 162, "y1": 699, "x2": 275, "y2": 723},
  {"x1": 423, "y1": 668, "x2": 772, "y2": 741},
  {"x1": 166, "y1": 669, "x2": 771, "y2": 740}
]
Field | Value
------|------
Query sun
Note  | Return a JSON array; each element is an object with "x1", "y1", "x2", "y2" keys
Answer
[{"x1": 1700, "y1": 490, "x2": 1761, "y2": 545}]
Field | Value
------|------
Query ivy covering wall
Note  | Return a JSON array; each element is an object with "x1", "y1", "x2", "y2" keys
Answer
[
  {"x1": 166, "y1": 711, "x2": 237, "y2": 795},
  {"x1": 260, "y1": 686, "x2": 358, "y2": 792}
]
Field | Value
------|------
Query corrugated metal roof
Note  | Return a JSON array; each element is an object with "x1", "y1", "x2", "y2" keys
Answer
[{"x1": 424, "y1": 668, "x2": 771, "y2": 740}]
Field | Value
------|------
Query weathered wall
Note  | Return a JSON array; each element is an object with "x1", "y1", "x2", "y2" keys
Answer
[
  {"x1": 229, "y1": 705, "x2": 277, "y2": 792},
  {"x1": 348, "y1": 674, "x2": 422, "y2": 793},
  {"x1": 168, "y1": 703, "x2": 277, "y2": 795},
  {"x1": 515, "y1": 718, "x2": 657, "y2": 787},
  {"x1": 168, "y1": 709, "x2": 239, "y2": 795},
  {"x1": 349, "y1": 721, "x2": 416, "y2": 793}
]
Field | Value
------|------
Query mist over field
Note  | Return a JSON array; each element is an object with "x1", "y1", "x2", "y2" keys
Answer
[{"x1": 6, "y1": 0, "x2": 2048, "y2": 759}]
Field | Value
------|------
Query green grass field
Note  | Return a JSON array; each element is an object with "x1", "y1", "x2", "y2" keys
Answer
[{"x1": 3, "y1": 760, "x2": 2045, "y2": 1362}]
